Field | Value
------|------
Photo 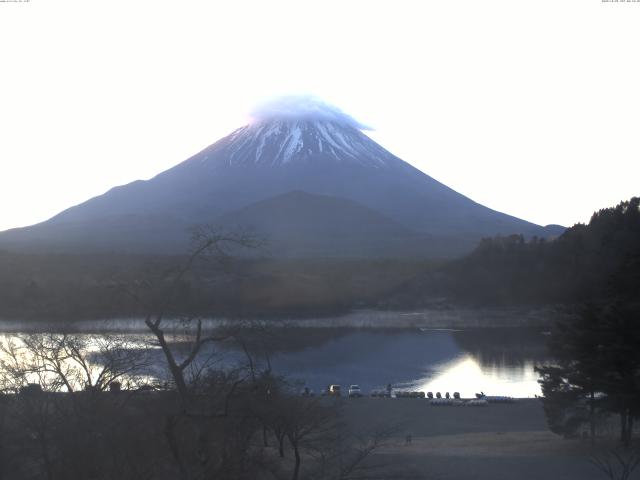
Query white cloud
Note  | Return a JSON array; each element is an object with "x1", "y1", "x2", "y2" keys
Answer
[{"x1": 249, "y1": 95, "x2": 371, "y2": 130}]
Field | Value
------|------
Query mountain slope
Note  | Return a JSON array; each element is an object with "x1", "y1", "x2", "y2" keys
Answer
[
  {"x1": 216, "y1": 191, "x2": 434, "y2": 258},
  {"x1": 0, "y1": 105, "x2": 563, "y2": 257},
  {"x1": 42, "y1": 119, "x2": 547, "y2": 237}
]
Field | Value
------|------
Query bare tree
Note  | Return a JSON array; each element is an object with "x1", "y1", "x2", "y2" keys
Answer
[
  {"x1": 590, "y1": 447, "x2": 640, "y2": 480},
  {"x1": 0, "y1": 333, "x2": 149, "y2": 393},
  {"x1": 119, "y1": 227, "x2": 266, "y2": 480},
  {"x1": 0, "y1": 332, "x2": 155, "y2": 480},
  {"x1": 133, "y1": 227, "x2": 261, "y2": 407},
  {"x1": 280, "y1": 397, "x2": 336, "y2": 480},
  {"x1": 335, "y1": 426, "x2": 401, "y2": 480}
]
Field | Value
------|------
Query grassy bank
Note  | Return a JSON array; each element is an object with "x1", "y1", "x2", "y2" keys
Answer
[{"x1": 338, "y1": 397, "x2": 624, "y2": 479}]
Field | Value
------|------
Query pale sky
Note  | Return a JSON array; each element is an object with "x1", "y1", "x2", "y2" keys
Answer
[{"x1": 1, "y1": 0, "x2": 638, "y2": 232}]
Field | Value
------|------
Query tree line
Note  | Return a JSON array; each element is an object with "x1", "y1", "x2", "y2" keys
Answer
[
  {"x1": 0, "y1": 249, "x2": 429, "y2": 322},
  {"x1": 531, "y1": 198, "x2": 640, "y2": 463},
  {"x1": 387, "y1": 197, "x2": 640, "y2": 308}
]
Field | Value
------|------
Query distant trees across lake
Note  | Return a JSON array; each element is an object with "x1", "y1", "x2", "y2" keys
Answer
[
  {"x1": 0, "y1": 197, "x2": 637, "y2": 322},
  {"x1": 0, "y1": 249, "x2": 432, "y2": 322},
  {"x1": 388, "y1": 197, "x2": 640, "y2": 309}
]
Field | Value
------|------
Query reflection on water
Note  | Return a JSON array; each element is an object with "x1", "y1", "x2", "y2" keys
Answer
[
  {"x1": 418, "y1": 356, "x2": 543, "y2": 398},
  {"x1": 0, "y1": 327, "x2": 551, "y2": 397},
  {"x1": 452, "y1": 328, "x2": 550, "y2": 367},
  {"x1": 260, "y1": 328, "x2": 550, "y2": 398}
]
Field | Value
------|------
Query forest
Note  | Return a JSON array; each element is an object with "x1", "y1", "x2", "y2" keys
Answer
[
  {"x1": 0, "y1": 197, "x2": 637, "y2": 323},
  {"x1": 387, "y1": 197, "x2": 640, "y2": 309}
]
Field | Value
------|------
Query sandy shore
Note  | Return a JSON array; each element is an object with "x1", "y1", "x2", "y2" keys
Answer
[{"x1": 336, "y1": 398, "x2": 620, "y2": 480}]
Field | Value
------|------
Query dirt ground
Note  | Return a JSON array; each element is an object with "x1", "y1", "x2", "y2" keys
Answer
[{"x1": 335, "y1": 398, "x2": 634, "y2": 480}]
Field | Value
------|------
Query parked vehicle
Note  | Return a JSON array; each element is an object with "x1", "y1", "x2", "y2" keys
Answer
[
  {"x1": 328, "y1": 384, "x2": 342, "y2": 396},
  {"x1": 19, "y1": 383, "x2": 42, "y2": 395},
  {"x1": 348, "y1": 385, "x2": 363, "y2": 397}
]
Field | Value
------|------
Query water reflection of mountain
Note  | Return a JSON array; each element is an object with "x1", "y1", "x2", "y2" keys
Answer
[
  {"x1": 259, "y1": 329, "x2": 462, "y2": 393},
  {"x1": 451, "y1": 328, "x2": 551, "y2": 369},
  {"x1": 223, "y1": 328, "x2": 358, "y2": 356},
  {"x1": 58, "y1": 327, "x2": 549, "y2": 396},
  {"x1": 212, "y1": 328, "x2": 550, "y2": 393}
]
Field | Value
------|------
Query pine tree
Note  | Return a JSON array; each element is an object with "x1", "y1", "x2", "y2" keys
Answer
[{"x1": 538, "y1": 302, "x2": 640, "y2": 446}]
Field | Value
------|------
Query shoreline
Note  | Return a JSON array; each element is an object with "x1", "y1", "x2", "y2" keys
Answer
[{"x1": 0, "y1": 306, "x2": 569, "y2": 333}]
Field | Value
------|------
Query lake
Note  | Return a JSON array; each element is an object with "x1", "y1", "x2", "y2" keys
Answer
[
  {"x1": 0, "y1": 326, "x2": 551, "y2": 398},
  {"x1": 228, "y1": 327, "x2": 550, "y2": 398}
]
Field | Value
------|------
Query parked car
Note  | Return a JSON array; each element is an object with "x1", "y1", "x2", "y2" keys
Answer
[
  {"x1": 19, "y1": 383, "x2": 42, "y2": 396},
  {"x1": 348, "y1": 385, "x2": 363, "y2": 397},
  {"x1": 328, "y1": 384, "x2": 342, "y2": 397}
]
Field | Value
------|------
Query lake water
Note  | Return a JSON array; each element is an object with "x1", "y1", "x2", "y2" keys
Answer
[
  {"x1": 0, "y1": 327, "x2": 550, "y2": 398},
  {"x1": 235, "y1": 328, "x2": 550, "y2": 398}
]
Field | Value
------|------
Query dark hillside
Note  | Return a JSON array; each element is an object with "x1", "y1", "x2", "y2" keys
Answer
[
  {"x1": 0, "y1": 252, "x2": 432, "y2": 322},
  {"x1": 385, "y1": 197, "x2": 640, "y2": 308}
]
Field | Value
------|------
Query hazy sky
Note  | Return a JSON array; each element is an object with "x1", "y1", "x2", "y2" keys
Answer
[{"x1": 1, "y1": 0, "x2": 638, "y2": 232}]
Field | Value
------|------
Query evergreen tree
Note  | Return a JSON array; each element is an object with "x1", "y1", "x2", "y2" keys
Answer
[
  {"x1": 538, "y1": 302, "x2": 640, "y2": 446},
  {"x1": 537, "y1": 304, "x2": 608, "y2": 441}
]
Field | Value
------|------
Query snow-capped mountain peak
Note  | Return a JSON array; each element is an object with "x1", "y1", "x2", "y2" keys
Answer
[
  {"x1": 0, "y1": 96, "x2": 562, "y2": 257},
  {"x1": 191, "y1": 96, "x2": 394, "y2": 168},
  {"x1": 211, "y1": 119, "x2": 395, "y2": 168}
]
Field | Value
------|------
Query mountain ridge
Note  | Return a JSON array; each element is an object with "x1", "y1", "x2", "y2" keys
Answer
[{"x1": 0, "y1": 112, "x2": 564, "y2": 257}]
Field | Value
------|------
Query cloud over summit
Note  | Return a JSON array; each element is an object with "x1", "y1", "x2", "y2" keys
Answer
[{"x1": 249, "y1": 95, "x2": 370, "y2": 130}]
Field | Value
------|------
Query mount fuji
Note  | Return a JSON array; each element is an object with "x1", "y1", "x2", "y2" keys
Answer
[{"x1": 0, "y1": 97, "x2": 563, "y2": 258}]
